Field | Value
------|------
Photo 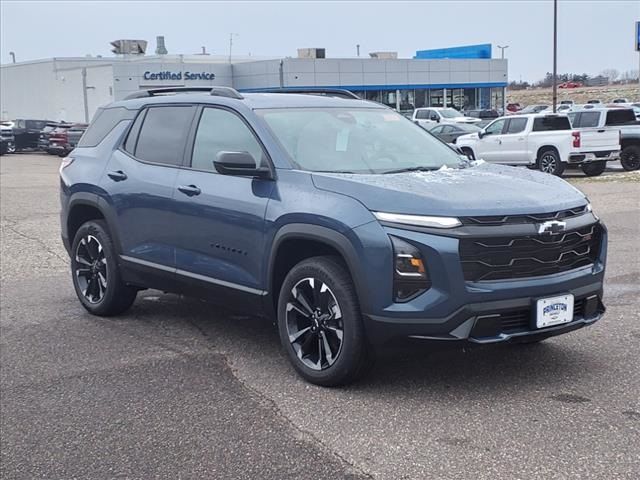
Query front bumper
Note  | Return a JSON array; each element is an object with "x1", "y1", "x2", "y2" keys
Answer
[
  {"x1": 569, "y1": 150, "x2": 620, "y2": 164},
  {"x1": 354, "y1": 215, "x2": 607, "y2": 346}
]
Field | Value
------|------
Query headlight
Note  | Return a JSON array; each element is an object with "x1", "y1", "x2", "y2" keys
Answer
[
  {"x1": 390, "y1": 236, "x2": 431, "y2": 302},
  {"x1": 373, "y1": 211, "x2": 461, "y2": 229}
]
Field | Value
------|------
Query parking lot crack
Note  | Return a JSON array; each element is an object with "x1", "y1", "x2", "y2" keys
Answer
[{"x1": 1, "y1": 219, "x2": 68, "y2": 265}]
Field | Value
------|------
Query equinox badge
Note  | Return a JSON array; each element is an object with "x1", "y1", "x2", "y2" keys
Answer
[{"x1": 538, "y1": 220, "x2": 567, "y2": 235}]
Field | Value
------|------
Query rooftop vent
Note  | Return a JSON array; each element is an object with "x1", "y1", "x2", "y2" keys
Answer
[
  {"x1": 155, "y1": 36, "x2": 168, "y2": 55},
  {"x1": 110, "y1": 39, "x2": 148, "y2": 55},
  {"x1": 369, "y1": 51, "x2": 398, "y2": 59},
  {"x1": 297, "y1": 48, "x2": 326, "y2": 59}
]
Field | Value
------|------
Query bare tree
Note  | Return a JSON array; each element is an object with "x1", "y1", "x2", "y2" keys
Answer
[{"x1": 600, "y1": 69, "x2": 620, "y2": 82}]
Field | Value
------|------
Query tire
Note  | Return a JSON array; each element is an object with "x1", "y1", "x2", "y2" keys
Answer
[
  {"x1": 538, "y1": 148, "x2": 565, "y2": 176},
  {"x1": 277, "y1": 256, "x2": 372, "y2": 386},
  {"x1": 581, "y1": 161, "x2": 606, "y2": 177},
  {"x1": 620, "y1": 145, "x2": 640, "y2": 171},
  {"x1": 460, "y1": 147, "x2": 475, "y2": 160},
  {"x1": 70, "y1": 220, "x2": 137, "y2": 316}
]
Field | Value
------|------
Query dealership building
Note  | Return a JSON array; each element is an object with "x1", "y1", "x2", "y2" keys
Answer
[{"x1": 0, "y1": 43, "x2": 507, "y2": 123}]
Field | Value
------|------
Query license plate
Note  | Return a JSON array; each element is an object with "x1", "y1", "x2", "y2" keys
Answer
[{"x1": 536, "y1": 294, "x2": 574, "y2": 328}]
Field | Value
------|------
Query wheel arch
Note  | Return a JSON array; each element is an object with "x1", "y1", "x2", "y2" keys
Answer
[
  {"x1": 66, "y1": 196, "x2": 122, "y2": 256},
  {"x1": 266, "y1": 224, "x2": 366, "y2": 318},
  {"x1": 536, "y1": 145, "x2": 561, "y2": 162}
]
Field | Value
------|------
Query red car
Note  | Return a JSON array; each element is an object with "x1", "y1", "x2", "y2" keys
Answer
[
  {"x1": 506, "y1": 102, "x2": 522, "y2": 112},
  {"x1": 558, "y1": 81, "x2": 583, "y2": 89}
]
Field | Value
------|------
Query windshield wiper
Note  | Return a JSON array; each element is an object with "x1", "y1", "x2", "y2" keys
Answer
[{"x1": 381, "y1": 166, "x2": 440, "y2": 174}]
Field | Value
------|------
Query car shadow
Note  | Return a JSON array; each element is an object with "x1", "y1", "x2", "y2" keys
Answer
[{"x1": 117, "y1": 289, "x2": 604, "y2": 398}]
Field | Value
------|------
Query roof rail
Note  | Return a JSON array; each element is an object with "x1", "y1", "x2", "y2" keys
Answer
[
  {"x1": 253, "y1": 88, "x2": 360, "y2": 100},
  {"x1": 124, "y1": 86, "x2": 244, "y2": 101}
]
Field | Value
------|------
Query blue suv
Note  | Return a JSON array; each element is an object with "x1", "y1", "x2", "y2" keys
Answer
[{"x1": 60, "y1": 87, "x2": 607, "y2": 386}]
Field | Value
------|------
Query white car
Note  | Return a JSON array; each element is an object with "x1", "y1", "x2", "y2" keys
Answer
[
  {"x1": 412, "y1": 107, "x2": 481, "y2": 127},
  {"x1": 456, "y1": 113, "x2": 620, "y2": 176}
]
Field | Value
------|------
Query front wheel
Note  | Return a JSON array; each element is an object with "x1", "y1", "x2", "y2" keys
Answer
[
  {"x1": 538, "y1": 149, "x2": 565, "y2": 176},
  {"x1": 581, "y1": 161, "x2": 606, "y2": 177},
  {"x1": 620, "y1": 145, "x2": 640, "y2": 171},
  {"x1": 70, "y1": 220, "x2": 137, "y2": 316},
  {"x1": 277, "y1": 256, "x2": 372, "y2": 386}
]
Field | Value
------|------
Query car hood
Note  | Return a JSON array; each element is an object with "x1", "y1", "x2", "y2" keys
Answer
[{"x1": 311, "y1": 163, "x2": 586, "y2": 217}]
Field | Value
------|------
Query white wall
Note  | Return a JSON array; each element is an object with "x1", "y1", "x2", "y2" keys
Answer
[{"x1": 0, "y1": 59, "x2": 114, "y2": 122}]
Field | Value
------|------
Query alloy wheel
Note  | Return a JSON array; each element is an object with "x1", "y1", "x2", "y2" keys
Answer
[
  {"x1": 75, "y1": 235, "x2": 107, "y2": 304},
  {"x1": 285, "y1": 277, "x2": 344, "y2": 371},
  {"x1": 622, "y1": 151, "x2": 640, "y2": 170},
  {"x1": 540, "y1": 154, "x2": 557, "y2": 173}
]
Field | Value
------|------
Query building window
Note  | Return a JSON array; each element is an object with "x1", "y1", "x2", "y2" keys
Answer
[
  {"x1": 414, "y1": 89, "x2": 427, "y2": 108},
  {"x1": 430, "y1": 89, "x2": 444, "y2": 107}
]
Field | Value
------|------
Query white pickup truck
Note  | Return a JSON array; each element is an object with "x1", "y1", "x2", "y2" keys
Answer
[
  {"x1": 456, "y1": 113, "x2": 620, "y2": 176},
  {"x1": 568, "y1": 107, "x2": 639, "y2": 171}
]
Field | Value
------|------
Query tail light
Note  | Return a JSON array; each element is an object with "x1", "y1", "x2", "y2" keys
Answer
[{"x1": 572, "y1": 131, "x2": 581, "y2": 148}]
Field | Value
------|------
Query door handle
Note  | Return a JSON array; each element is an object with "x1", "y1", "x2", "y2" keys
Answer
[
  {"x1": 518, "y1": 137, "x2": 525, "y2": 141},
  {"x1": 178, "y1": 184, "x2": 201, "y2": 196},
  {"x1": 107, "y1": 170, "x2": 127, "y2": 181}
]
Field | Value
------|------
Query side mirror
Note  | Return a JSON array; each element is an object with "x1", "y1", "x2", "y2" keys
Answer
[
  {"x1": 478, "y1": 129, "x2": 487, "y2": 139},
  {"x1": 431, "y1": 115, "x2": 439, "y2": 122},
  {"x1": 213, "y1": 151, "x2": 272, "y2": 179}
]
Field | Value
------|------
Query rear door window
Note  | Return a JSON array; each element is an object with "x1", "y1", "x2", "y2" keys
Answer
[
  {"x1": 532, "y1": 116, "x2": 571, "y2": 131},
  {"x1": 506, "y1": 118, "x2": 527, "y2": 134},
  {"x1": 134, "y1": 106, "x2": 196, "y2": 166},
  {"x1": 606, "y1": 109, "x2": 636, "y2": 126}
]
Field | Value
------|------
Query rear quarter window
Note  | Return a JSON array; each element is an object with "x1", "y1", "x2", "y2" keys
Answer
[
  {"x1": 605, "y1": 109, "x2": 637, "y2": 126},
  {"x1": 77, "y1": 107, "x2": 133, "y2": 148},
  {"x1": 532, "y1": 116, "x2": 571, "y2": 132}
]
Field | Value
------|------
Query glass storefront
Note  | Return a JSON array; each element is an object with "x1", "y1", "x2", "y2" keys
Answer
[{"x1": 351, "y1": 86, "x2": 504, "y2": 112}]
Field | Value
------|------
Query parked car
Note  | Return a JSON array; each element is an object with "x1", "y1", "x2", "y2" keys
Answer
[
  {"x1": 518, "y1": 105, "x2": 549, "y2": 114},
  {"x1": 60, "y1": 86, "x2": 607, "y2": 386},
  {"x1": 428, "y1": 123, "x2": 482, "y2": 144},
  {"x1": 558, "y1": 82, "x2": 582, "y2": 89},
  {"x1": 586, "y1": 100, "x2": 602, "y2": 105},
  {"x1": 611, "y1": 98, "x2": 630, "y2": 104},
  {"x1": 47, "y1": 123, "x2": 88, "y2": 156},
  {"x1": 11, "y1": 119, "x2": 51, "y2": 151},
  {"x1": 464, "y1": 109, "x2": 499, "y2": 127},
  {"x1": 412, "y1": 107, "x2": 482, "y2": 127},
  {"x1": 38, "y1": 122, "x2": 64, "y2": 151},
  {"x1": 0, "y1": 124, "x2": 16, "y2": 155},
  {"x1": 569, "y1": 108, "x2": 640, "y2": 171},
  {"x1": 506, "y1": 103, "x2": 522, "y2": 113},
  {"x1": 456, "y1": 113, "x2": 620, "y2": 176},
  {"x1": 560, "y1": 100, "x2": 575, "y2": 106}
]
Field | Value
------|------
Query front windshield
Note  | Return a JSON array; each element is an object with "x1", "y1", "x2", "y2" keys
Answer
[
  {"x1": 258, "y1": 107, "x2": 463, "y2": 174},
  {"x1": 439, "y1": 108, "x2": 463, "y2": 118}
]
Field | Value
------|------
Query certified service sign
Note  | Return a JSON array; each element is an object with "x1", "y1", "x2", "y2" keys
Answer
[{"x1": 143, "y1": 71, "x2": 216, "y2": 81}]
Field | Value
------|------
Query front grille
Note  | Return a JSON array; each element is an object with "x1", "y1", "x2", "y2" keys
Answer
[
  {"x1": 460, "y1": 223, "x2": 602, "y2": 282},
  {"x1": 460, "y1": 205, "x2": 588, "y2": 226}
]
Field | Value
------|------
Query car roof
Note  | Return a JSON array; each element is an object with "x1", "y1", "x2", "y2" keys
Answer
[{"x1": 109, "y1": 92, "x2": 385, "y2": 111}]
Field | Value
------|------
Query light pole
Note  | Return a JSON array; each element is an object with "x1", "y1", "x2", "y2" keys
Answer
[
  {"x1": 497, "y1": 45, "x2": 509, "y2": 113},
  {"x1": 228, "y1": 33, "x2": 239, "y2": 63},
  {"x1": 552, "y1": 0, "x2": 558, "y2": 112}
]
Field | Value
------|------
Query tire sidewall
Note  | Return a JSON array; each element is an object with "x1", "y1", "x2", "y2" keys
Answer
[
  {"x1": 538, "y1": 149, "x2": 564, "y2": 176},
  {"x1": 621, "y1": 145, "x2": 640, "y2": 171},
  {"x1": 581, "y1": 161, "x2": 606, "y2": 176},
  {"x1": 70, "y1": 220, "x2": 121, "y2": 315},
  {"x1": 277, "y1": 258, "x2": 365, "y2": 385}
]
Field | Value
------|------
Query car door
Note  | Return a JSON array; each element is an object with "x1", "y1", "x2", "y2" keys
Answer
[
  {"x1": 441, "y1": 125, "x2": 460, "y2": 144},
  {"x1": 474, "y1": 118, "x2": 507, "y2": 162},
  {"x1": 100, "y1": 105, "x2": 197, "y2": 288},
  {"x1": 495, "y1": 117, "x2": 528, "y2": 164},
  {"x1": 171, "y1": 106, "x2": 275, "y2": 308}
]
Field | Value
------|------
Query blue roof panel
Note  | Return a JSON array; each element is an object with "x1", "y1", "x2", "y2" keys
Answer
[{"x1": 414, "y1": 44, "x2": 492, "y2": 60}]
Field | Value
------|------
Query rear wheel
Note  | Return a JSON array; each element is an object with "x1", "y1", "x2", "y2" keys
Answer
[
  {"x1": 538, "y1": 149, "x2": 565, "y2": 176},
  {"x1": 277, "y1": 256, "x2": 372, "y2": 386},
  {"x1": 620, "y1": 145, "x2": 640, "y2": 171},
  {"x1": 581, "y1": 161, "x2": 606, "y2": 177},
  {"x1": 71, "y1": 220, "x2": 137, "y2": 316}
]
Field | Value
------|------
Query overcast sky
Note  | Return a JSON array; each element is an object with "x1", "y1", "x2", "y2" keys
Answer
[{"x1": 1, "y1": 0, "x2": 638, "y2": 81}]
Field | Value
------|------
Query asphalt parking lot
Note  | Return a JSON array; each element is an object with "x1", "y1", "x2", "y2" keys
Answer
[{"x1": 1, "y1": 153, "x2": 639, "y2": 480}]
